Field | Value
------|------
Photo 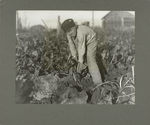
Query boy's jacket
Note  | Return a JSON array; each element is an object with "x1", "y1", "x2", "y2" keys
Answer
[{"x1": 67, "y1": 25, "x2": 96, "y2": 63}]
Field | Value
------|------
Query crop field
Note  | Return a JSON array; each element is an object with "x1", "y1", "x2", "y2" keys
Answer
[{"x1": 16, "y1": 26, "x2": 135, "y2": 104}]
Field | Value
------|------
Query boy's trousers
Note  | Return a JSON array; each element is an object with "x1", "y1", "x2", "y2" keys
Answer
[{"x1": 87, "y1": 40, "x2": 102, "y2": 85}]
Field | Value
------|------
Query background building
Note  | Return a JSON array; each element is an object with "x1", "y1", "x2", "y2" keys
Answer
[{"x1": 102, "y1": 11, "x2": 135, "y2": 29}]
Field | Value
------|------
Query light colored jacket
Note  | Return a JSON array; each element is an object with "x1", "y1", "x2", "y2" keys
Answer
[{"x1": 67, "y1": 25, "x2": 96, "y2": 63}]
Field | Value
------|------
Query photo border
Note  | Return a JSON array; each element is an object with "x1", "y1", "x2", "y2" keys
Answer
[{"x1": 0, "y1": 0, "x2": 150, "y2": 125}]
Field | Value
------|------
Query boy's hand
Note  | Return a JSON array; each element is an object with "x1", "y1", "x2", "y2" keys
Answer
[
  {"x1": 68, "y1": 54, "x2": 78, "y2": 65},
  {"x1": 72, "y1": 56, "x2": 77, "y2": 61},
  {"x1": 77, "y1": 62, "x2": 87, "y2": 74}
]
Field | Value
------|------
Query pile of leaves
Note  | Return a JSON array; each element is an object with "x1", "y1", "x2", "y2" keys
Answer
[{"x1": 15, "y1": 26, "x2": 135, "y2": 104}]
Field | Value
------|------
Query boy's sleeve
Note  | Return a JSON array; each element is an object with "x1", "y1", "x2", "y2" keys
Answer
[
  {"x1": 67, "y1": 35, "x2": 77, "y2": 58},
  {"x1": 77, "y1": 33, "x2": 86, "y2": 63}
]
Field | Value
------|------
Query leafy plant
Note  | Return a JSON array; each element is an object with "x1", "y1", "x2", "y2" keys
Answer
[{"x1": 16, "y1": 26, "x2": 135, "y2": 104}]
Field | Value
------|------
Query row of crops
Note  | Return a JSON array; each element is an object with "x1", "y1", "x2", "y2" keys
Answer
[{"x1": 16, "y1": 26, "x2": 135, "y2": 104}]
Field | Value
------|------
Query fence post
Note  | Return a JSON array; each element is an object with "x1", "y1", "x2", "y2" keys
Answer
[
  {"x1": 57, "y1": 16, "x2": 61, "y2": 37},
  {"x1": 92, "y1": 11, "x2": 94, "y2": 29},
  {"x1": 121, "y1": 18, "x2": 124, "y2": 27}
]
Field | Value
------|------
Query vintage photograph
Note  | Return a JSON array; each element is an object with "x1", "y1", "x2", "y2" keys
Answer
[{"x1": 15, "y1": 10, "x2": 135, "y2": 104}]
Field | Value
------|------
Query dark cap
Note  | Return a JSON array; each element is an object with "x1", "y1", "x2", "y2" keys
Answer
[{"x1": 61, "y1": 19, "x2": 75, "y2": 33}]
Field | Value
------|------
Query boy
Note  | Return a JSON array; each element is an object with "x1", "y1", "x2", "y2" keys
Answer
[{"x1": 61, "y1": 18, "x2": 103, "y2": 92}]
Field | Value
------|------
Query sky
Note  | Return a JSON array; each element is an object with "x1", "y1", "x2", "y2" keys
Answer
[{"x1": 17, "y1": 10, "x2": 135, "y2": 29}]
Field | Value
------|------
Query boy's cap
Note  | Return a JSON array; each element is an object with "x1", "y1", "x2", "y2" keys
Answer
[{"x1": 61, "y1": 19, "x2": 75, "y2": 33}]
